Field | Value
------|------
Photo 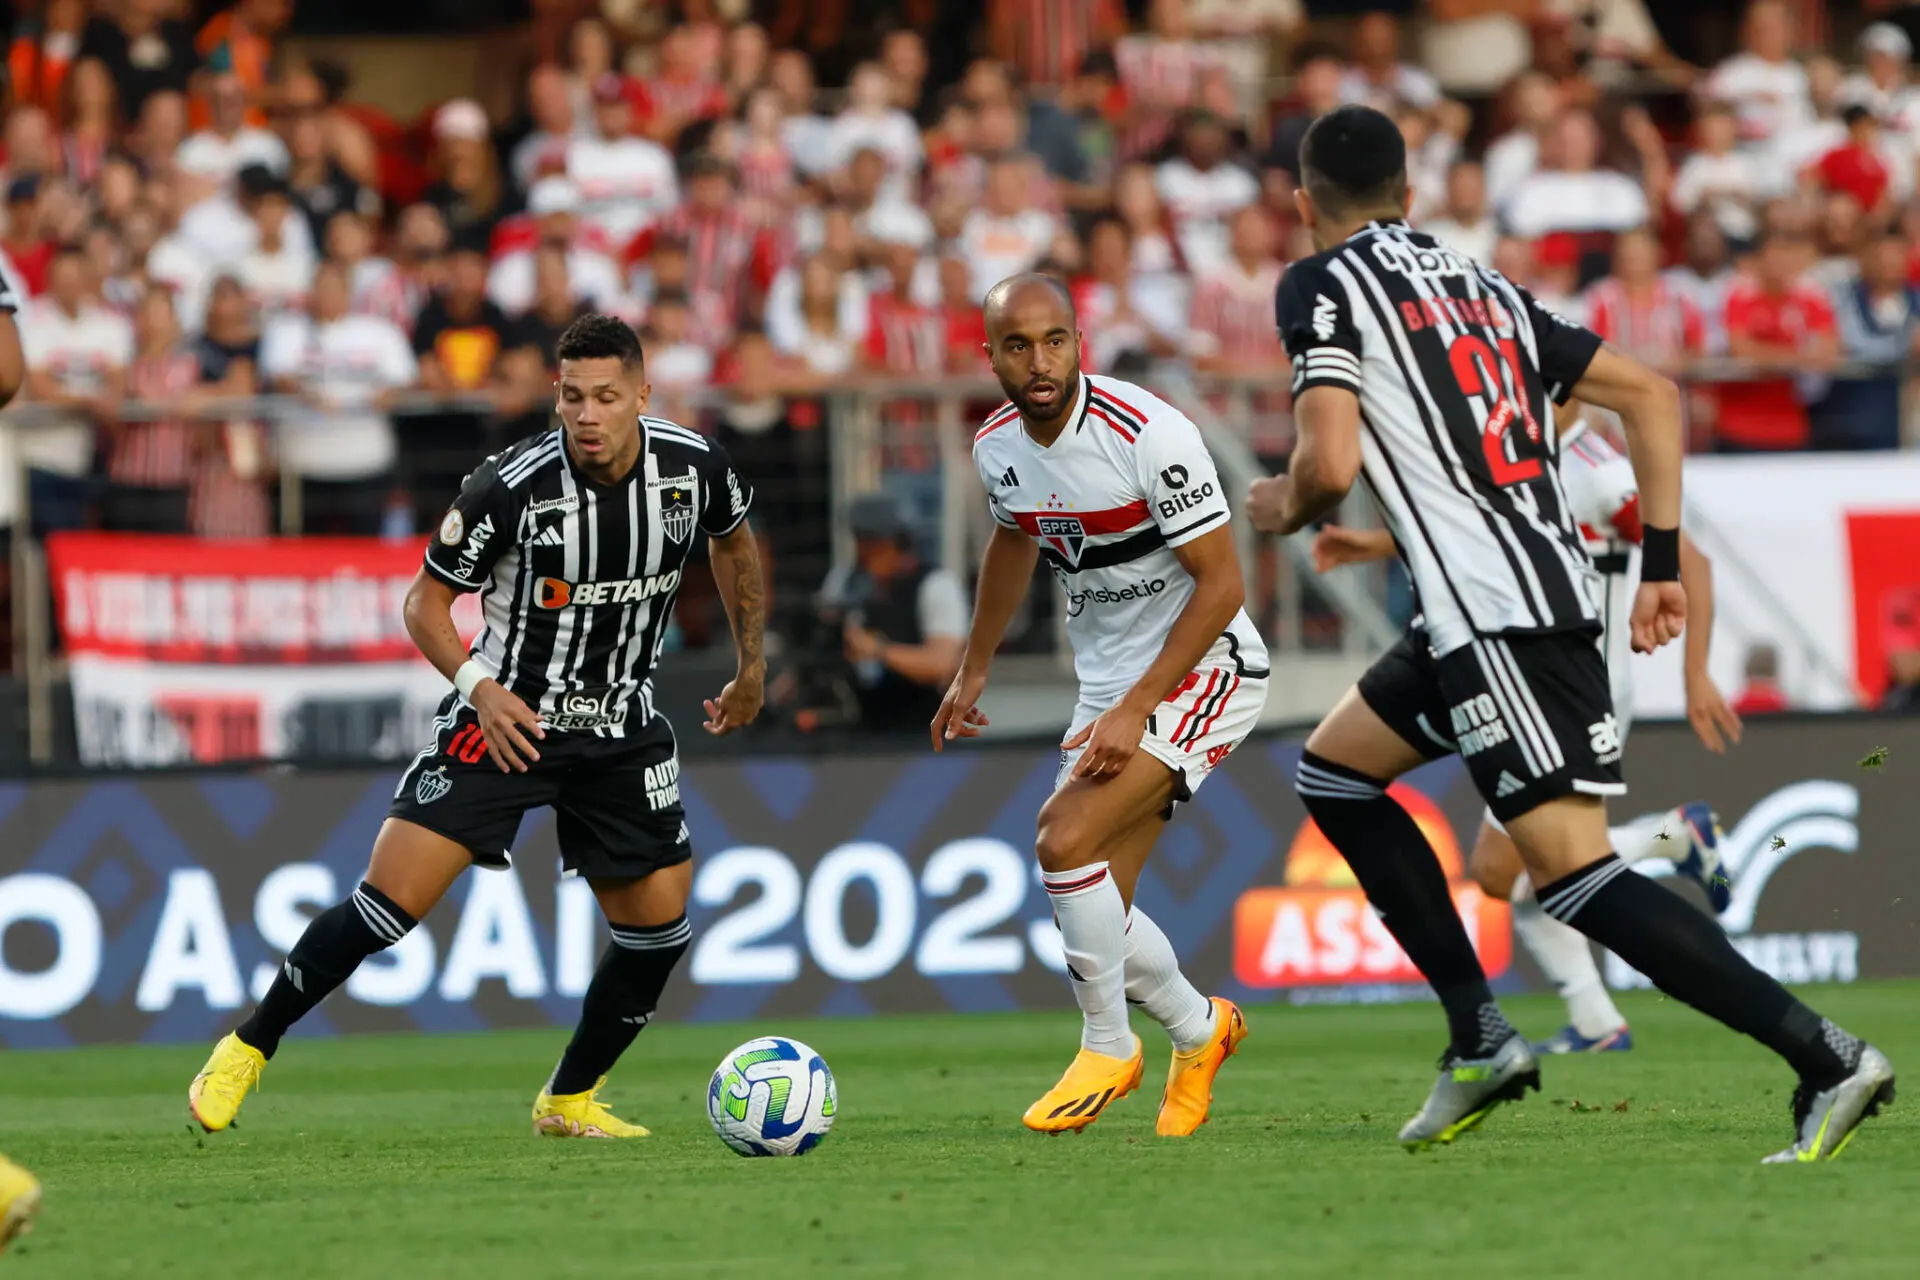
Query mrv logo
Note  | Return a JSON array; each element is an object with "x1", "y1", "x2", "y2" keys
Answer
[{"x1": 1606, "y1": 781, "x2": 1863, "y2": 989}]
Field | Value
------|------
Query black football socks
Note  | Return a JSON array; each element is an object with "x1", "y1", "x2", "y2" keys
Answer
[
  {"x1": 1296, "y1": 751, "x2": 1515, "y2": 1057},
  {"x1": 547, "y1": 915, "x2": 693, "y2": 1096},
  {"x1": 1538, "y1": 855, "x2": 1859, "y2": 1084},
  {"x1": 236, "y1": 881, "x2": 418, "y2": 1058}
]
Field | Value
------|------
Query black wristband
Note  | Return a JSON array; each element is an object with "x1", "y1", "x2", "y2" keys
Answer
[{"x1": 1640, "y1": 524, "x2": 1679, "y2": 583}]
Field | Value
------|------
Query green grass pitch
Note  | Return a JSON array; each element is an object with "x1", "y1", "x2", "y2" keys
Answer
[{"x1": 5, "y1": 982, "x2": 1919, "y2": 1278}]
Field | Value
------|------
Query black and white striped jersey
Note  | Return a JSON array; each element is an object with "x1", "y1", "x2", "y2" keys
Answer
[
  {"x1": 422, "y1": 416, "x2": 753, "y2": 735},
  {"x1": 1275, "y1": 220, "x2": 1607, "y2": 657}
]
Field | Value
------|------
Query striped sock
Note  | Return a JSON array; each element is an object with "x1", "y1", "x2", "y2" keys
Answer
[
  {"x1": 237, "y1": 880, "x2": 418, "y2": 1058},
  {"x1": 1043, "y1": 862, "x2": 1134, "y2": 1059},
  {"x1": 548, "y1": 915, "x2": 692, "y2": 1096}
]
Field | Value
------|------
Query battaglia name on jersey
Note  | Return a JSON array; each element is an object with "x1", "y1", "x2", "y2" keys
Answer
[
  {"x1": 544, "y1": 686, "x2": 629, "y2": 731},
  {"x1": 1449, "y1": 693, "x2": 1511, "y2": 757},
  {"x1": 1066, "y1": 577, "x2": 1166, "y2": 617},
  {"x1": 536, "y1": 570, "x2": 682, "y2": 609}
]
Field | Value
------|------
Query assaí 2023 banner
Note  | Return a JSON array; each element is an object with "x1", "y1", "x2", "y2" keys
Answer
[{"x1": 1, "y1": 718, "x2": 1913, "y2": 1047}]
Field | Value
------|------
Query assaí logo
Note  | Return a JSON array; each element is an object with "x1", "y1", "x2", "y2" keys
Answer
[{"x1": 1604, "y1": 780, "x2": 1862, "y2": 990}]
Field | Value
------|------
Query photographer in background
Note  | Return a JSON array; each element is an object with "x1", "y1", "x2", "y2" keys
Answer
[{"x1": 802, "y1": 495, "x2": 966, "y2": 734}]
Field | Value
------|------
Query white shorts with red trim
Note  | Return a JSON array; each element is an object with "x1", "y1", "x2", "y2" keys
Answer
[{"x1": 1056, "y1": 665, "x2": 1269, "y2": 805}]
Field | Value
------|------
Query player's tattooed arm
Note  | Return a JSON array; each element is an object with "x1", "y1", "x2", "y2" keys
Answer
[{"x1": 705, "y1": 522, "x2": 766, "y2": 735}]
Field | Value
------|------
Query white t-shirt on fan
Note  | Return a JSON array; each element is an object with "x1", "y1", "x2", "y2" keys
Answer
[
  {"x1": 19, "y1": 298, "x2": 134, "y2": 476},
  {"x1": 567, "y1": 135, "x2": 679, "y2": 247},
  {"x1": 259, "y1": 312, "x2": 417, "y2": 480}
]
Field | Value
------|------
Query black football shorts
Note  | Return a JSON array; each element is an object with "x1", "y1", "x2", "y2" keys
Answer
[
  {"x1": 389, "y1": 692, "x2": 692, "y2": 879},
  {"x1": 1357, "y1": 627, "x2": 1626, "y2": 822}
]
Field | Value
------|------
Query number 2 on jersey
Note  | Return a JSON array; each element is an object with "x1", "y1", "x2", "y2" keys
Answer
[{"x1": 1447, "y1": 334, "x2": 1541, "y2": 486}]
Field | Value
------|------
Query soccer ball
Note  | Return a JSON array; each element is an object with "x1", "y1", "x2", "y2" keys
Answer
[{"x1": 706, "y1": 1036, "x2": 836, "y2": 1157}]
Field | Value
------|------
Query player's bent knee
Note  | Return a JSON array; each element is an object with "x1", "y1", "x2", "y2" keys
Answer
[
  {"x1": 1033, "y1": 801, "x2": 1096, "y2": 873},
  {"x1": 1468, "y1": 822, "x2": 1523, "y2": 900},
  {"x1": 363, "y1": 818, "x2": 474, "y2": 921}
]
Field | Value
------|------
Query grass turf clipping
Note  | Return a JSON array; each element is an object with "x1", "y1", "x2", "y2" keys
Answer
[{"x1": 4, "y1": 982, "x2": 1917, "y2": 1278}]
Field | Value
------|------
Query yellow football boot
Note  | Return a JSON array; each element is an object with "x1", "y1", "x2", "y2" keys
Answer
[
  {"x1": 0, "y1": 1157, "x2": 41, "y2": 1256},
  {"x1": 188, "y1": 1032, "x2": 267, "y2": 1133},
  {"x1": 1155, "y1": 997, "x2": 1248, "y2": 1137},
  {"x1": 1022, "y1": 1036, "x2": 1145, "y2": 1134},
  {"x1": 531, "y1": 1076, "x2": 651, "y2": 1138}
]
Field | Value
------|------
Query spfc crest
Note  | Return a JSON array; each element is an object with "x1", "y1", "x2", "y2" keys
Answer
[
  {"x1": 1036, "y1": 515, "x2": 1086, "y2": 564},
  {"x1": 659, "y1": 484, "x2": 695, "y2": 543},
  {"x1": 416, "y1": 765, "x2": 451, "y2": 805}
]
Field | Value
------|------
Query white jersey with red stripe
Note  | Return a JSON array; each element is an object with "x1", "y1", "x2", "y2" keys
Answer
[
  {"x1": 972, "y1": 373, "x2": 1269, "y2": 710},
  {"x1": 1559, "y1": 417, "x2": 1642, "y2": 728}
]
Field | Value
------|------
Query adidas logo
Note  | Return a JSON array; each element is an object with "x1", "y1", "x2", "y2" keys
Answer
[
  {"x1": 1496, "y1": 771, "x2": 1526, "y2": 798},
  {"x1": 1001, "y1": 466, "x2": 1017, "y2": 487},
  {"x1": 533, "y1": 525, "x2": 565, "y2": 547}
]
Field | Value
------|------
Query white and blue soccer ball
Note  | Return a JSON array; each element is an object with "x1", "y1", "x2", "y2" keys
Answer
[{"x1": 706, "y1": 1036, "x2": 836, "y2": 1157}]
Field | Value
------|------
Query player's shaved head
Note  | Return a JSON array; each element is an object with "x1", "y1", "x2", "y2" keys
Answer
[{"x1": 982, "y1": 273, "x2": 1083, "y2": 431}]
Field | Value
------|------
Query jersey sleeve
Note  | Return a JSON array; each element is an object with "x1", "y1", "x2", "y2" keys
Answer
[
  {"x1": 1137, "y1": 407, "x2": 1231, "y2": 549},
  {"x1": 973, "y1": 435, "x2": 1023, "y2": 529},
  {"x1": 1566, "y1": 431, "x2": 1642, "y2": 543},
  {"x1": 1274, "y1": 257, "x2": 1362, "y2": 396},
  {"x1": 697, "y1": 437, "x2": 754, "y2": 536},
  {"x1": 423, "y1": 456, "x2": 519, "y2": 592},
  {"x1": 1516, "y1": 284, "x2": 1604, "y2": 404}
]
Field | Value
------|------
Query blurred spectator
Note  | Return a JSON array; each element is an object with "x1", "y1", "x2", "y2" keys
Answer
[
  {"x1": 1267, "y1": 49, "x2": 1344, "y2": 185},
  {"x1": 1811, "y1": 230, "x2": 1919, "y2": 450},
  {"x1": 771, "y1": 50, "x2": 835, "y2": 181},
  {"x1": 1771, "y1": 56, "x2": 1853, "y2": 181},
  {"x1": 826, "y1": 63, "x2": 923, "y2": 201},
  {"x1": 102, "y1": 287, "x2": 201, "y2": 533},
  {"x1": 281, "y1": 63, "x2": 379, "y2": 191},
  {"x1": 512, "y1": 65, "x2": 577, "y2": 195},
  {"x1": 987, "y1": 0, "x2": 1125, "y2": 93},
  {"x1": 1074, "y1": 214, "x2": 1182, "y2": 369},
  {"x1": 96, "y1": 154, "x2": 142, "y2": 226},
  {"x1": 1114, "y1": 161, "x2": 1182, "y2": 283},
  {"x1": 1191, "y1": 0, "x2": 1302, "y2": 109},
  {"x1": 1885, "y1": 602, "x2": 1920, "y2": 712},
  {"x1": 1707, "y1": 0, "x2": 1812, "y2": 148},
  {"x1": 195, "y1": 0, "x2": 291, "y2": 126},
  {"x1": 1026, "y1": 49, "x2": 1122, "y2": 210},
  {"x1": 1810, "y1": 192, "x2": 1867, "y2": 295},
  {"x1": 1398, "y1": 101, "x2": 1464, "y2": 224},
  {"x1": 503, "y1": 243, "x2": 591, "y2": 390},
  {"x1": 865, "y1": 241, "x2": 947, "y2": 376},
  {"x1": 774, "y1": 256, "x2": 864, "y2": 377},
  {"x1": 636, "y1": 152, "x2": 779, "y2": 340},
  {"x1": 2, "y1": 106, "x2": 57, "y2": 195},
  {"x1": 823, "y1": 146, "x2": 933, "y2": 257},
  {"x1": 1339, "y1": 12, "x2": 1440, "y2": 112},
  {"x1": 188, "y1": 274, "x2": 273, "y2": 539},
  {"x1": 1503, "y1": 110, "x2": 1651, "y2": 243},
  {"x1": 414, "y1": 232, "x2": 513, "y2": 397},
  {"x1": 563, "y1": 17, "x2": 617, "y2": 133},
  {"x1": 1672, "y1": 102, "x2": 1763, "y2": 247},
  {"x1": 1493, "y1": 234, "x2": 1580, "y2": 319},
  {"x1": 370, "y1": 202, "x2": 448, "y2": 333},
  {"x1": 641, "y1": 289, "x2": 714, "y2": 420},
  {"x1": 3, "y1": 177, "x2": 55, "y2": 296},
  {"x1": 425, "y1": 99, "x2": 513, "y2": 245},
  {"x1": 324, "y1": 209, "x2": 396, "y2": 324},
  {"x1": 176, "y1": 71, "x2": 287, "y2": 183},
  {"x1": 634, "y1": 23, "x2": 728, "y2": 148},
  {"x1": 731, "y1": 86, "x2": 799, "y2": 218},
  {"x1": 1665, "y1": 212, "x2": 1736, "y2": 353},
  {"x1": 63, "y1": 58, "x2": 119, "y2": 187},
  {"x1": 1156, "y1": 110, "x2": 1258, "y2": 278},
  {"x1": 716, "y1": 326, "x2": 817, "y2": 599},
  {"x1": 21, "y1": 243, "x2": 133, "y2": 532},
  {"x1": 1116, "y1": 0, "x2": 1226, "y2": 161},
  {"x1": 1730, "y1": 643, "x2": 1791, "y2": 716},
  {"x1": 879, "y1": 30, "x2": 930, "y2": 121},
  {"x1": 1423, "y1": 160, "x2": 1497, "y2": 266},
  {"x1": 279, "y1": 80, "x2": 380, "y2": 249},
  {"x1": 488, "y1": 177, "x2": 624, "y2": 316},
  {"x1": 960, "y1": 157, "x2": 1060, "y2": 300},
  {"x1": 939, "y1": 254, "x2": 988, "y2": 372},
  {"x1": 129, "y1": 89, "x2": 187, "y2": 175},
  {"x1": 726, "y1": 23, "x2": 774, "y2": 108},
  {"x1": 1188, "y1": 206, "x2": 1284, "y2": 376},
  {"x1": 258, "y1": 259, "x2": 413, "y2": 535},
  {"x1": 1807, "y1": 106, "x2": 1898, "y2": 222},
  {"x1": 568, "y1": 74, "x2": 678, "y2": 249},
  {"x1": 10, "y1": 0, "x2": 87, "y2": 116},
  {"x1": 233, "y1": 169, "x2": 310, "y2": 317},
  {"x1": 1584, "y1": 226, "x2": 1704, "y2": 372},
  {"x1": 1421, "y1": 0, "x2": 1532, "y2": 97},
  {"x1": 79, "y1": 0, "x2": 198, "y2": 122},
  {"x1": 1718, "y1": 230, "x2": 1839, "y2": 451},
  {"x1": 1840, "y1": 23, "x2": 1920, "y2": 133},
  {"x1": 1484, "y1": 71, "x2": 1560, "y2": 211}
]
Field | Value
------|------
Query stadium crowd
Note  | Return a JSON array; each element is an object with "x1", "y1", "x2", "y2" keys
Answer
[{"x1": 0, "y1": 0, "x2": 1918, "y2": 678}]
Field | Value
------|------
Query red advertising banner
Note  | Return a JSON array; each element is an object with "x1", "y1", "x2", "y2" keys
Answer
[{"x1": 1844, "y1": 513, "x2": 1920, "y2": 706}]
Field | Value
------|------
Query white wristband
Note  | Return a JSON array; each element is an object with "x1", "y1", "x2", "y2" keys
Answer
[{"x1": 453, "y1": 660, "x2": 489, "y2": 701}]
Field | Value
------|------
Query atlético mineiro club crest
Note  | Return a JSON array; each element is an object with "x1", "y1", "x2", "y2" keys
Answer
[
  {"x1": 1036, "y1": 516, "x2": 1085, "y2": 565},
  {"x1": 416, "y1": 766, "x2": 451, "y2": 805},
  {"x1": 659, "y1": 485, "x2": 695, "y2": 544}
]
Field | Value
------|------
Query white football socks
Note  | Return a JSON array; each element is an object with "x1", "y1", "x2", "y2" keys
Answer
[
  {"x1": 1041, "y1": 861, "x2": 1135, "y2": 1059},
  {"x1": 1611, "y1": 810, "x2": 1682, "y2": 866},
  {"x1": 1123, "y1": 907, "x2": 1215, "y2": 1053},
  {"x1": 1511, "y1": 872, "x2": 1627, "y2": 1039}
]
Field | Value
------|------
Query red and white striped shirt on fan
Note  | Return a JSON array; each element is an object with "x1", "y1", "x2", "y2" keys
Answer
[
  {"x1": 992, "y1": 0, "x2": 1124, "y2": 90},
  {"x1": 866, "y1": 292, "x2": 949, "y2": 473},
  {"x1": 1115, "y1": 36, "x2": 1225, "y2": 160},
  {"x1": 630, "y1": 205, "x2": 787, "y2": 328},
  {"x1": 1188, "y1": 260, "x2": 1291, "y2": 455},
  {"x1": 633, "y1": 75, "x2": 728, "y2": 130},
  {"x1": 1584, "y1": 277, "x2": 1705, "y2": 367},
  {"x1": 109, "y1": 347, "x2": 202, "y2": 486},
  {"x1": 737, "y1": 142, "x2": 794, "y2": 209}
]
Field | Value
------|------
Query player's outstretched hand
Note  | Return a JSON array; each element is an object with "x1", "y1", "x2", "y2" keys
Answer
[
  {"x1": 1686, "y1": 670, "x2": 1744, "y2": 755},
  {"x1": 1629, "y1": 580, "x2": 1687, "y2": 655},
  {"x1": 1064, "y1": 704, "x2": 1147, "y2": 782},
  {"x1": 1244, "y1": 475, "x2": 1293, "y2": 535},
  {"x1": 931, "y1": 667, "x2": 990, "y2": 752},
  {"x1": 471, "y1": 679, "x2": 545, "y2": 773},
  {"x1": 704, "y1": 670, "x2": 764, "y2": 736}
]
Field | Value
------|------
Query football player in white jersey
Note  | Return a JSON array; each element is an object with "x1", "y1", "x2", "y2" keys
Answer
[
  {"x1": 932, "y1": 274, "x2": 1269, "y2": 1136},
  {"x1": 1309, "y1": 404, "x2": 1745, "y2": 1053}
]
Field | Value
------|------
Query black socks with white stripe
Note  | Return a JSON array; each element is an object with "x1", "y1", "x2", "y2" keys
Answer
[
  {"x1": 1295, "y1": 752, "x2": 1515, "y2": 1057},
  {"x1": 237, "y1": 880, "x2": 418, "y2": 1058},
  {"x1": 1537, "y1": 856, "x2": 1858, "y2": 1085},
  {"x1": 547, "y1": 915, "x2": 692, "y2": 1097}
]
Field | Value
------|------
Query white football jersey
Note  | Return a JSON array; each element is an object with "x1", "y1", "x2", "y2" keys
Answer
[
  {"x1": 973, "y1": 374, "x2": 1268, "y2": 707},
  {"x1": 1559, "y1": 418, "x2": 1641, "y2": 726}
]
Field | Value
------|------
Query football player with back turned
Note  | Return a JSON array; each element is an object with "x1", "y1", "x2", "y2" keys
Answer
[
  {"x1": 188, "y1": 314, "x2": 767, "y2": 1138},
  {"x1": 1247, "y1": 105, "x2": 1892, "y2": 1163}
]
